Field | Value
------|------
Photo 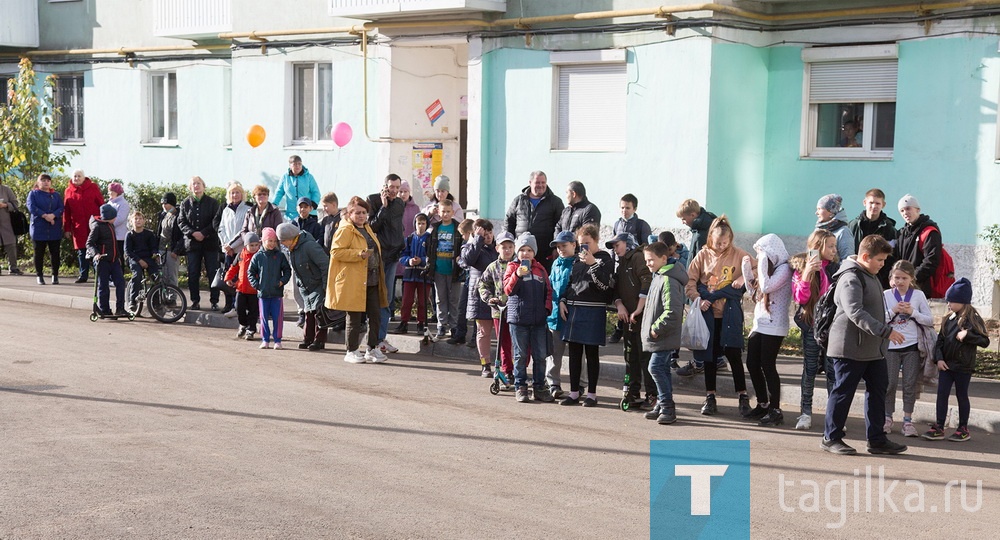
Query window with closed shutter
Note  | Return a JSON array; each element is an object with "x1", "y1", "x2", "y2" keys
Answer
[{"x1": 552, "y1": 53, "x2": 626, "y2": 152}]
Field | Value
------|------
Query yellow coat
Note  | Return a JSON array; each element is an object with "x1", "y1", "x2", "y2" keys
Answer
[{"x1": 326, "y1": 221, "x2": 389, "y2": 312}]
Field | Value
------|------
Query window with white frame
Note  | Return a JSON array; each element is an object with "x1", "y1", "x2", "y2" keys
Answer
[
  {"x1": 292, "y1": 63, "x2": 332, "y2": 143},
  {"x1": 53, "y1": 74, "x2": 84, "y2": 141},
  {"x1": 147, "y1": 72, "x2": 177, "y2": 142},
  {"x1": 551, "y1": 50, "x2": 627, "y2": 152},
  {"x1": 801, "y1": 45, "x2": 897, "y2": 159}
]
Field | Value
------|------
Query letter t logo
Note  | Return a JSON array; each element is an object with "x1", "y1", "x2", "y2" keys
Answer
[{"x1": 674, "y1": 465, "x2": 729, "y2": 515}]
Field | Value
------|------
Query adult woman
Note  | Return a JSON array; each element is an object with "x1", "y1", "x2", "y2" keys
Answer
[
  {"x1": 106, "y1": 182, "x2": 131, "y2": 266},
  {"x1": 234, "y1": 184, "x2": 284, "y2": 253},
  {"x1": 421, "y1": 175, "x2": 464, "y2": 225},
  {"x1": 278, "y1": 222, "x2": 330, "y2": 351},
  {"x1": 327, "y1": 196, "x2": 388, "y2": 364},
  {"x1": 63, "y1": 169, "x2": 104, "y2": 283},
  {"x1": 178, "y1": 176, "x2": 221, "y2": 311},
  {"x1": 218, "y1": 181, "x2": 251, "y2": 315},
  {"x1": 458, "y1": 219, "x2": 498, "y2": 376},
  {"x1": 0, "y1": 178, "x2": 24, "y2": 275},
  {"x1": 26, "y1": 174, "x2": 64, "y2": 284}
]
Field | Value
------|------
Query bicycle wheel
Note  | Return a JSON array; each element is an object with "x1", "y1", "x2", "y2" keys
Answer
[
  {"x1": 124, "y1": 281, "x2": 144, "y2": 316},
  {"x1": 148, "y1": 284, "x2": 187, "y2": 323}
]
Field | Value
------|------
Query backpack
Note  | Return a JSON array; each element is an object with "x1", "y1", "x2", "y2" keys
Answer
[
  {"x1": 917, "y1": 226, "x2": 955, "y2": 299},
  {"x1": 813, "y1": 267, "x2": 863, "y2": 351}
]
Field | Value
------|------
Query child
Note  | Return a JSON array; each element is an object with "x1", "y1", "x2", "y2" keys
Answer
[
  {"x1": 124, "y1": 211, "x2": 159, "y2": 314},
  {"x1": 279, "y1": 221, "x2": 330, "y2": 351},
  {"x1": 923, "y1": 278, "x2": 990, "y2": 442},
  {"x1": 459, "y1": 219, "x2": 498, "y2": 375},
  {"x1": 607, "y1": 232, "x2": 655, "y2": 410},
  {"x1": 397, "y1": 213, "x2": 432, "y2": 335},
  {"x1": 683, "y1": 216, "x2": 753, "y2": 417},
  {"x1": 882, "y1": 260, "x2": 933, "y2": 437},
  {"x1": 226, "y1": 232, "x2": 261, "y2": 341},
  {"x1": 450, "y1": 218, "x2": 475, "y2": 345},
  {"x1": 503, "y1": 232, "x2": 554, "y2": 403},
  {"x1": 675, "y1": 199, "x2": 716, "y2": 260},
  {"x1": 319, "y1": 192, "x2": 340, "y2": 254},
  {"x1": 613, "y1": 194, "x2": 652, "y2": 247},
  {"x1": 641, "y1": 242, "x2": 688, "y2": 424},
  {"x1": 295, "y1": 197, "x2": 325, "y2": 242},
  {"x1": 657, "y1": 231, "x2": 689, "y2": 270},
  {"x1": 248, "y1": 227, "x2": 291, "y2": 350},
  {"x1": 815, "y1": 193, "x2": 855, "y2": 262},
  {"x1": 424, "y1": 199, "x2": 463, "y2": 341},
  {"x1": 155, "y1": 192, "x2": 183, "y2": 288},
  {"x1": 559, "y1": 223, "x2": 615, "y2": 407},
  {"x1": 546, "y1": 230, "x2": 577, "y2": 399},
  {"x1": 789, "y1": 229, "x2": 838, "y2": 430},
  {"x1": 480, "y1": 231, "x2": 516, "y2": 387},
  {"x1": 86, "y1": 204, "x2": 126, "y2": 317},
  {"x1": 741, "y1": 234, "x2": 792, "y2": 427}
]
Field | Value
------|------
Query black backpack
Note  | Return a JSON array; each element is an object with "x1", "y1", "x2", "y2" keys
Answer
[{"x1": 813, "y1": 268, "x2": 864, "y2": 351}]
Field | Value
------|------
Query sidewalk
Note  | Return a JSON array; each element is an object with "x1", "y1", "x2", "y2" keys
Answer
[{"x1": 3, "y1": 273, "x2": 998, "y2": 433}]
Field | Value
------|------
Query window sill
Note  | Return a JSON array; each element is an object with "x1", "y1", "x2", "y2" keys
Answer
[
  {"x1": 549, "y1": 148, "x2": 626, "y2": 153},
  {"x1": 800, "y1": 155, "x2": 893, "y2": 161},
  {"x1": 53, "y1": 141, "x2": 85, "y2": 146},
  {"x1": 141, "y1": 141, "x2": 181, "y2": 148},
  {"x1": 283, "y1": 143, "x2": 337, "y2": 151}
]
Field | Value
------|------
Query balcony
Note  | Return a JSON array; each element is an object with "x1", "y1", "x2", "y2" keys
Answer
[
  {"x1": 0, "y1": 0, "x2": 39, "y2": 48},
  {"x1": 154, "y1": 0, "x2": 232, "y2": 39},
  {"x1": 329, "y1": 0, "x2": 506, "y2": 20}
]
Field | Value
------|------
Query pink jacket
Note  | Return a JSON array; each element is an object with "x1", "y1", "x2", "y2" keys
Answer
[{"x1": 792, "y1": 259, "x2": 831, "y2": 305}]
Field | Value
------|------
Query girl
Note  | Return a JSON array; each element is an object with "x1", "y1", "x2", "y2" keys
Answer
[
  {"x1": 742, "y1": 234, "x2": 792, "y2": 427},
  {"x1": 559, "y1": 223, "x2": 615, "y2": 407},
  {"x1": 248, "y1": 227, "x2": 291, "y2": 350},
  {"x1": 882, "y1": 260, "x2": 933, "y2": 437},
  {"x1": 459, "y1": 219, "x2": 499, "y2": 376},
  {"x1": 225, "y1": 232, "x2": 261, "y2": 341},
  {"x1": 26, "y1": 174, "x2": 64, "y2": 285},
  {"x1": 923, "y1": 278, "x2": 990, "y2": 442},
  {"x1": 397, "y1": 213, "x2": 432, "y2": 335},
  {"x1": 684, "y1": 216, "x2": 753, "y2": 417},
  {"x1": 789, "y1": 229, "x2": 837, "y2": 430}
]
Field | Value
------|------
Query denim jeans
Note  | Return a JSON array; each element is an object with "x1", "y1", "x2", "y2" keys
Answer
[
  {"x1": 378, "y1": 260, "x2": 398, "y2": 341},
  {"x1": 76, "y1": 248, "x2": 92, "y2": 279},
  {"x1": 799, "y1": 325, "x2": 834, "y2": 415},
  {"x1": 510, "y1": 323, "x2": 548, "y2": 388},
  {"x1": 648, "y1": 350, "x2": 675, "y2": 407}
]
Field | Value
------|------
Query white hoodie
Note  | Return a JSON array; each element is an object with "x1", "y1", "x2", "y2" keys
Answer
[{"x1": 745, "y1": 234, "x2": 793, "y2": 337}]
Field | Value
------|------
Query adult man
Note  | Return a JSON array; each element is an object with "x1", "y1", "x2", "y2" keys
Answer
[
  {"x1": 273, "y1": 155, "x2": 321, "y2": 221},
  {"x1": 505, "y1": 171, "x2": 564, "y2": 270},
  {"x1": 367, "y1": 174, "x2": 406, "y2": 354},
  {"x1": 62, "y1": 169, "x2": 104, "y2": 283},
  {"x1": 894, "y1": 194, "x2": 942, "y2": 296},
  {"x1": 178, "y1": 176, "x2": 222, "y2": 311},
  {"x1": 821, "y1": 235, "x2": 907, "y2": 456},
  {"x1": 848, "y1": 188, "x2": 896, "y2": 288},
  {"x1": 675, "y1": 199, "x2": 716, "y2": 262},
  {"x1": 554, "y1": 181, "x2": 601, "y2": 237}
]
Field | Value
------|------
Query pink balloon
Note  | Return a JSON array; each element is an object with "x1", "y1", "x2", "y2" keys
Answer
[{"x1": 331, "y1": 122, "x2": 353, "y2": 147}]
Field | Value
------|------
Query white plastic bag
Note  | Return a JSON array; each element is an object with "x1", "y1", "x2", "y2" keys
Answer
[{"x1": 681, "y1": 302, "x2": 710, "y2": 351}]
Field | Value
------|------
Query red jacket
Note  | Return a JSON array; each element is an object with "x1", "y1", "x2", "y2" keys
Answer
[
  {"x1": 63, "y1": 178, "x2": 104, "y2": 249},
  {"x1": 224, "y1": 247, "x2": 258, "y2": 295}
]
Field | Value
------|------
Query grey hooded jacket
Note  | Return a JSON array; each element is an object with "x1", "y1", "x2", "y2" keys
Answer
[{"x1": 827, "y1": 256, "x2": 892, "y2": 361}]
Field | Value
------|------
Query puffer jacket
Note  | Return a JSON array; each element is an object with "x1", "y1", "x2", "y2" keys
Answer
[
  {"x1": 26, "y1": 188, "x2": 64, "y2": 242},
  {"x1": 504, "y1": 185, "x2": 564, "y2": 259},
  {"x1": 85, "y1": 217, "x2": 118, "y2": 261},
  {"x1": 503, "y1": 259, "x2": 552, "y2": 326},
  {"x1": 748, "y1": 234, "x2": 793, "y2": 337},
  {"x1": 641, "y1": 261, "x2": 689, "y2": 352},
  {"x1": 63, "y1": 177, "x2": 104, "y2": 249},
  {"x1": 224, "y1": 246, "x2": 259, "y2": 295},
  {"x1": 248, "y1": 246, "x2": 291, "y2": 299},
  {"x1": 554, "y1": 197, "x2": 601, "y2": 237},
  {"x1": 546, "y1": 255, "x2": 575, "y2": 331},
  {"x1": 935, "y1": 312, "x2": 990, "y2": 374},
  {"x1": 459, "y1": 234, "x2": 498, "y2": 320},
  {"x1": 287, "y1": 231, "x2": 329, "y2": 312},
  {"x1": 612, "y1": 247, "x2": 651, "y2": 313},
  {"x1": 400, "y1": 231, "x2": 432, "y2": 283},
  {"x1": 478, "y1": 256, "x2": 513, "y2": 320}
]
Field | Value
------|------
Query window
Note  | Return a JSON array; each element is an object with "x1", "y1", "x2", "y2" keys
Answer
[
  {"x1": 147, "y1": 72, "x2": 177, "y2": 142},
  {"x1": 0, "y1": 75, "x2": 12, "y2": 107},
  {"x1": 801, "y1": 45, "x2": 897, "y2": 159},
  {"x1": 293, "y1": 63, "x2": 332, "y2": 143},
  {"x1": 551, "y1": 50, "x2": 627, "y2": 152},
  {"x1": 53, "y1": 74, "x2": 84, "y2": 141}
]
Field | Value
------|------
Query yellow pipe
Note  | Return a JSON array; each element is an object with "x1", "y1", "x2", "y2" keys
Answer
[{"x1": 0, "y1": 44, "x2": 230, "y2": 58}]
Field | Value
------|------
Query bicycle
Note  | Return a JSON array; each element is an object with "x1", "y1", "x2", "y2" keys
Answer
[{"x1": 123, "y1": 261, "x2": 188, "y2": 323}]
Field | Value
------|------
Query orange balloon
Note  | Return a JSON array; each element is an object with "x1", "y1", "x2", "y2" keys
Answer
[{"x1": 246, "y1": 124, "x2": 266, "y2": 148}]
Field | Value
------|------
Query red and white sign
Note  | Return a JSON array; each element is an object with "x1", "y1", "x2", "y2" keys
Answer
[{"x1": 425, "y1": 99, "x2": 445, "y2": 126}]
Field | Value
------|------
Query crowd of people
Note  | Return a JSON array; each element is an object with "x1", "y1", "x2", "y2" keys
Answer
[{"x1": 0, "y1": 166, "x2": 990, "y2": 454}]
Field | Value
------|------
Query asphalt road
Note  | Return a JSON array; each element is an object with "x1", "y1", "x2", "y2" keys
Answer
[{"x1": 1, "y1": 301, "x2": 997, "y2": 539}]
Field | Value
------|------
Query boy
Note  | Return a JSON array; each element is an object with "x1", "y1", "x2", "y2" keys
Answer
[
  {"x1": 449, "y1": 218, "x2": 476, "y2": 345},
  {"x1": 225, "y1": 232, "x2": 261, "y2": 341},
  {"x1": 657, "y1": 231, "x2": 688, "y2": 270},
  {"x1": 155, "y1": 192, "x2": 183, "y2": 287},
  {"x1": 607, "y1": 232, "x2": 655, "y2": 409},
  {"x1": 397, "y1": 213, "x2": 433, "y2": 335},
  {"x1": 319, "y1": 192, "x2": 340, "y2": 254},
  {"x1": 294, "y1": 197, "x2": 324, "y2": 242},
  {"x1": 609, "y1": 194, "x2": 652, "y2": 344},
  {"x1": 86, "y1": 204, "x2": 126, "y2": 317},
  {"x1": 822, "y1": 235, "x2": 907, "y2": 456},
  {"x1": 423, "y1": 200, "x2": 463, "y2": 341},
  {"x1": 848, "y1": 189, "x2": 896, "y2": 288},
  {"x1": 124, "y1": 211, "x2": 159, "y2": 314},
  {"x1": 248, "y1": 227, "x2": 291, "y2": 350},
  {"x1": 676, "y1": 199, "x2": 716, "y2": 260},
  {"x1": 503, "y1": 232, "x2": 554, "y2": 403},
  {"x1": 480, "y1": 231, "x2": 516, "y2": 384},
  {"x1": 641, "y1": 242, "x2": 689, "y2": 424},
  {"x1": 546, "y1": 230, "x2": 577, "y2": 399}
]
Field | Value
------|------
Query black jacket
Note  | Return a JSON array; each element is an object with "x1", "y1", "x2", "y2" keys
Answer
[
  {"x1": 563, "y1": 250, "x2": 615, "y2": 307},
  {"x1": 895, "y1": 215, "x2": 942, "y2": 294},
  {"x1": 155, "y1": 208, "x2": 184, "y2": 256},
  {"x1": 125, "y1": 229, "x2": 158, "y2": 264},
  {"x1": 178, "y1": 195, "x2": 222, "y2": 252},
  {"x1": 294, "y1": 214, "x2": 324, "y2": 246},
  {"x1": 555, "y1": 196, "x2": 601, "y2": 237},
  {"x1": 366, "y1": 194, "x2": 406, "y2": 262},
  {"x1": 935, "y1": 313, "x2": 990, "y2": 374},
  {"x1": 848, "y1": 211, "x2": 897, "y2": 288},
  {"x1": 689, "y1": 207, "x2": 716, "y2": 259},
  {"x1": 85, "y1": 218, "x2": 118, "y2": 261},
  {"x1": 505, "y1": 186, "x2": 564, "y2": 257},
  {"x1": 423, "y1": 221, "x2": 464, "y2": 282},
  {"x1": 320, "y1": 214, "x2": 340, "y2": 254},
  {"x1": 612, "y1": 247, "x2": 652, "y2": 313}
]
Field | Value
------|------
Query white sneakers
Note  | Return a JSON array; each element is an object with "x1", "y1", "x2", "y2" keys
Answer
[
  {"x1": 366, "y1": 348, "x2": 388, "y2": 363},
  {"x1": 378, "y1": 340, "x2": 399, "y2": 354},
  {"x1": 259, "y1": 341, "x2": 270, "y2": 349},
  {"x1": 901, "y1": 421, "x2": 918, "y2": 437},
  {"x1": 273, "y1": 342, "x2": 283, "y2": 350},
  {"x1": 883, "y1": 416, "x2": 894, "y2": 434},
  {"x1": 794, "y1": 414, "x2": 812, "y2": 430},
  {"x1": 344, "y1": 350, "x2": 367, "y2": 364},
  {"x1": 223, "y1": 308, "x2": 238, "y2": 319}
]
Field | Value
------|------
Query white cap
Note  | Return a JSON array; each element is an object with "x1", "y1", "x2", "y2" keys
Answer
[{"x1": 897, "y1": 194, "x2": 920, "y2": 211}]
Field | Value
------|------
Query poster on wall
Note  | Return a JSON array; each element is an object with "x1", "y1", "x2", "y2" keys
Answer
[{"x1": 412, "y1": 142, "x2": 443, "y2": 200}]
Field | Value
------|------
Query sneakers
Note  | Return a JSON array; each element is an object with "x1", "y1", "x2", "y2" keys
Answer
[
  {"x1": 794, "y1": 414, "x2": 812, "y2": 431},
  {"x1": 676, "y1": 363, "x2": 703, "y2": 377},
  {"x1": 236, "y1": 326, "x2": 247, "y2": 339},
  {"x1": 259, "y1": 341, "x2": 271, "y2": 349},
  {"x1": 446, "y1": 336, "x2": 466, "y2": 345},
  {"x1": 582, "y1": 397, "x2": 598, "y2": 407},
  {"x1": 866, "y1": 439, "x2": 908, "y2": 455},
  {"x1": 516, "y1": 386, "x2": 531, "y2": 403},
  {"x1": 433, "y1": 329, "x2": 448, "y2": 342},
  {"x1": 296, "y1": 311, "x2": 305, "y2": 328},
  {"x1": 74, "y1": 276, "x2": 87, "y2": 284},
  {"x1": 947, "y1": 427, "x2": 971, "y2": 442},
  {"x1": 641, "y1": 394, "x2": 657, "y2": 411},
  {"x1": 743, "y1": 404, "x2": 769, "y2": 420},
  {"x1": 273, "y1": 342, "x2": 283, "y2": 350},
  {"x1": 716, "y1": 357, "x2": 728, "y2": 371},
  {"x1": 758, "y1": 408, "x2": 784, "y2": 427},
  {"x1": 378, "y1": 340, "x2": 399, "y2": 354},
  {"x1": 190, "y1": 302, "x2": 201, "y2": 311},
  {"x1": 365, "y1": 348, "x2": 388, "y2": 363},
  {"x1": 737, "y1": 394, "x2": 751, "y2": 417},
  {"x1": 820, "y1": 438, "x2": 857, "y2": 455},
  {"x1": 223, "y1": 308, "x2": 238, "y2": 318},
  {"x1": 549, "y1": 386, "x2": 565, "y2": 399},
  {"x1": 657, "y1": 401, "x2": 677, "y2": 425},
  {"x1": 883, "y1": 416, "x2": 894, "y2": 434},
  {"x1": 644, "y1": 405, "x2": 661, "y2": 420},
  {"x1": 922, "y1": 424, "x2": 945, "y2": 440},
  {"x1": 700, "y1": 394, "x2": 717, "y2": 416},
  {"x1": 609, "y1": 328, "x2": 622, "y2": 344},
  {"x1": 393, "y1": 321, "x2": 409, "y2": 335},
  {"x1": 559, "y1": 396, "x2": 580, "y2": 406},
  {"x1": 481, "y1": 365, "x2": 493, "y2": 378},
  {"x1": 533, "y1": 386, "x2": 555, "y2": 403},
  {"x1": 307, "y1": 342, "x2": 325, "y2": 351},
  {"x1": 298, "y1": 342, "x2": 312, "y2": 349},
  {"x1": 211, "y1": 303, "x2": 219, "y2": 312},
  {"x1": 245, "y1": 331, "x2": 256, "y2": 341},
  {"x1": 344, "y1": 350, "x2": 367, "y2": 364},
  {"x1": 901, "y1": 421, "x2": 918, "y2": 437},
  {"x1": 36, "y1": 276, "x2": 46, "y2": 285}
]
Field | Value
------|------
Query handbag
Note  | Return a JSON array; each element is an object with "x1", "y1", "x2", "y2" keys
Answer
[
  {"x1": 680, "y1": 302, "x2": 710, "y2": 351},
  {"x1": 9, "y1": 208, "x2": 28, "y2": 236},
  {"x1": 211, "y1": 264, "x2": 235, "y2": 296}
]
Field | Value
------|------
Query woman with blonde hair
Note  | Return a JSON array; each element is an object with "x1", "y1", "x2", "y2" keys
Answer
[{"x1": 218, "y1": 181, "x2": 251, "y2": 315}]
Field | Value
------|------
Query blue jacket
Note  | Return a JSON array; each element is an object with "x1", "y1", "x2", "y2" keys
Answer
[
  {"x1": 612, "y1": 214, "x2": 651, "y2": 246},
  {"x1": 459, "y1": 234, "x2": 498, "y2": 320},
  {"x1": 692, "y1": 282, "x2": 746, "y2": 364},
  {"x1": 248, "y1": 246, "x2": 292, "y2": 299},
  {"x1": 274, "y1": 167, "x2": 321, "y2": 221},
  {"x1": 503, "y1": 260, "x2": 552, "y2": 326},
  {"x1": 399, "y1": 231, "x2": 432, "y2": 283},
  {"x1": 125, "y1": 229, "x2": 158, "y2": 264},
  {"x1": 547, "y1": 256, "x2": 574, "y2": 331},
  {"x1": 27, "y1": 189, "x2": 64, "y2": 242}
]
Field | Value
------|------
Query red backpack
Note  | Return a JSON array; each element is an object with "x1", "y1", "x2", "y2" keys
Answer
[{"x1": 917, "y1": 226, "x2": 955, "y2": 298}]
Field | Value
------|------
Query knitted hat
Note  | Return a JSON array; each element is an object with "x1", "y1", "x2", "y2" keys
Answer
[
  {"x1": 433, "y1": 175, "x2": 451, "y2": 192},
  {"x1": 945, "y1": 277, "x2": 972, "y2": 305},
  {"x1": 296, "y1": 196, "x2": 317, "y2": 209},
  {"x1": 99, "y1": 204, "x2": 117, "y2": 221},
  {"x1": 817, "y1": 194, "x2": 843, "y2": 214},
  {"x1": 550, "y1": 230, "x2": 576, "y2": 247},
  {"x1": 160, "y1": 192, "x2": 177, "y2": 206},
  {"x1": 495, "y1": 231, "x2": 516, "y2": 245},
  {"x1": 898, "y1": 194, "x2": 920, "y2": 211},
  {"x1": 515, "y1": 232, "x2": 537, "y2": 255},
  {"x1": 276, "y1": 222, "x2": 299, "y2": 241},
  {"x1": 108, "y1": 182, "x2": 124, "y2": 195},
  {"x1": 261, "y1": 227, "x2": 277, "y2": 243},
  {"x1": 400, "y1": 180, "x2": 411, "y2": 192},
  {"x1": 243, "y1": 232, "x2": 260, "y2": 246}
]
